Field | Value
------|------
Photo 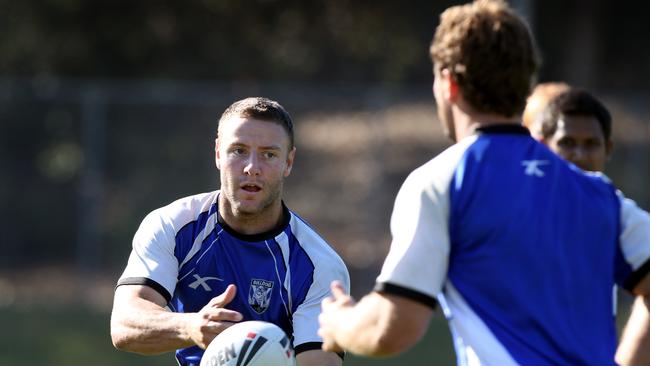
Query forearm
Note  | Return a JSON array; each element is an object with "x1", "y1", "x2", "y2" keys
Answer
[
  {"x1": 111, "y1": 296, "x2": 193, "y2": 354},
  {"x1": 330, "y1": 292, "x2": 426, "y2": 357},
  {"x1": 616, "y1": 296, "x2": 650, "y2": 366}
]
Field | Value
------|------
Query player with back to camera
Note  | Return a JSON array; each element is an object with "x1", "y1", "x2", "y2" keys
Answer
[
  {"x1": 110, "y1": 97, "x2": 349, "y2": 366},
  {"x1": 528, "y1": 88, "x2": 650, "y2": 366},
  {"x1": 317, "y1": 1, "x2": 650, "y2": 364}
]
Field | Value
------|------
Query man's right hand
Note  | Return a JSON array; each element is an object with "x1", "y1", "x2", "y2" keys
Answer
[{"x1": 186, "y1": 284, "x2": 243, "y2": 349}]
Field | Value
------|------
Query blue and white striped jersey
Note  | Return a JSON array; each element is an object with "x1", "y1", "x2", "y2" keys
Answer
[
  {"x1": 118, "y1": 191, "x2": 350, "y2": 366},
  {"x1": 376, "y1": 124, "x2": 650, "y2": 365}
]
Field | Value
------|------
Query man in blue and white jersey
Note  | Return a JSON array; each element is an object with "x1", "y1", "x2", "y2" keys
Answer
[
  {"x1": 111, "y1": 97, "x2": 350, "y2": 366},
  {"x1": 317, "y1": 1, "x2": 650, "y2": 365}
]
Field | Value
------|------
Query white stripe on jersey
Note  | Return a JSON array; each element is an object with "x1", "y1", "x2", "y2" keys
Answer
[
  {"x1": 274, "y1": 230, "x2": 293, "y2": 312},
  {"x1": 444, "y1": 282, "x2": 519, "y2": 366}
]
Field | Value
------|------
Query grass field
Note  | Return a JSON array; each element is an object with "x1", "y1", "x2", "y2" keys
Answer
[{"x1": 0, "y1": 303, "x2": 455, "y2": 365}]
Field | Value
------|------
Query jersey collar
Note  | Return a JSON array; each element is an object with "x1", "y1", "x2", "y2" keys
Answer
[
  {"x1": 216, "y1": 199, "x2": 291, "y2": 242},
  {"x1": 475, "y1": 123, "x2": 530, "y2": 135}
]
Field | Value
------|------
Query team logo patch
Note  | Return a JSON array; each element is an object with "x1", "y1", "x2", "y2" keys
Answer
[{"x1": 248, "y1": 279, "x2": 274, "y2": 314}]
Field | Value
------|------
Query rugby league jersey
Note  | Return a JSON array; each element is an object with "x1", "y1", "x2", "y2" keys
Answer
[
  {"x1": 118, "y1": 191, "x2": 350, "y2": 366},
  {"x1": 376, "y1": 124, "x2": 650, "y2": 365}
]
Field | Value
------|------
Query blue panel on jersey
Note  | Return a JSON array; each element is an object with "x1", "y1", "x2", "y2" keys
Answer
[
  {"x1": 169, "y1": 212, "x2": 317, "y2": 366},
  {"x1": 447, "y1": 132, "x2": 620, "y2": 365},
  {"x1": 173, "y1": 203, "x2": 218, "y2": 263}
]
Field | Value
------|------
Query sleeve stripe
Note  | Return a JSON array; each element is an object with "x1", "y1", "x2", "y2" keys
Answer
[
  {"x1": 116, "y1": 277, "x2": 172, "y2": 303},
  {"x1": 293, "y1": 342, "x2": 344, "y2": 360},
  {"x1": 623, "y1": 258, "x2": 650, "y2": 292},
  {"x1": 374, "y1": 282, "x2": 438, "y2": 310}
]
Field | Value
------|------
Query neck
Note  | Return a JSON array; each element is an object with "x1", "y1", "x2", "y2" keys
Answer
[
  {"x1": 218, "y1": 197, "x2": 284, "y2": 236},
  {"x1": 451, "y1": 103, "x2": 521, "y2": 141}
]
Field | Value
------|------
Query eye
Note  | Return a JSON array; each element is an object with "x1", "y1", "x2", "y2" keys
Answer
[
  {"x1": 262, "y1": 151, "x2": 277, "y2": 159},
  {"x1": 230, "y1": 147, "x2": 246, "y2": 156},
  {"x1": 585, "y1": 139, "x2": 603, "y2": 148},
  {"x1": 557, "y1": 138, "x2": 576, "y2": 149}
]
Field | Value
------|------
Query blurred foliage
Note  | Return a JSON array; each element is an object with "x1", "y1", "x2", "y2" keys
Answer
[
  {"x1": 0, "y1": 0, "x2": 444, "y2": 83},
  {"x1": 1, "y1": 1, "x2": 650, "y2": 88}
]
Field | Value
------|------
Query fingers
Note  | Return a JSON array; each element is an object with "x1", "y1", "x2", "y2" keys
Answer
[
  {"x1": 205, "y1": 284, "x2": 237, "y2": 308},
  {"x1": 321, "y1": 340, "x2": 344, "y2": 353},
  {"x1": 204, "y1": 307, "x2": 243, "y2": 322},
  {"x1": 330, "y1": 281, "x2": 346, "y2": 298}
]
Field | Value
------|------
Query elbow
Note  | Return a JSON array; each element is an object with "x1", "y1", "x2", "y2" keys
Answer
[
  {"x1": 111, "y1": 325, "x2": 136, "y2": 352},
  {"x1": 111, "y1": 331, "x2": 129, "y2": 351},
  {"x1": 110, "y1": 323, "x2": 143, "y2": 354},
  {"x1": 111, "y1": 331, "x2": 160, "y2": 355}
]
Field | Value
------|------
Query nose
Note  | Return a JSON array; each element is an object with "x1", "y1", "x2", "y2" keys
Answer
[
  {"x1": 243, "y1": 154, "x2": 261, "y2": 176},
  {"x1": 569, "y1": 147, "x2": 592, "y2": 171}
]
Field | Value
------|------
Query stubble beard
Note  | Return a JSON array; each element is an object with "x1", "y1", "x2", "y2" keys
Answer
[{"x1": 224, "y1": 177, "x2": 283, "y2": 221}]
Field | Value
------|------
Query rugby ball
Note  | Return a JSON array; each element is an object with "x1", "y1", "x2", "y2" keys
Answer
[{"x1": 200, "y1": 321, "x2": 296, "y2": 366}]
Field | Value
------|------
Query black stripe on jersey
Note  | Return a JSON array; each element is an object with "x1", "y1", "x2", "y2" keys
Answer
[
  {"x1": 476, "y1": 124, "x2": 530, "y2": 135},
  {"x1": 374, "y1": 282, "x2": 438, "y2": 310},
  {"x1": 217, "y1": 198, "x2": 291, "y2": 242},
  {"x1": 294, "y1": 342, "x2": 345, "y2": 360},
  {"x1": 116, "y1": 277, "x2": 172, "y2": 303},
  {"x1": 623, "y1": 258, "x2": 650, "y2": 292}
]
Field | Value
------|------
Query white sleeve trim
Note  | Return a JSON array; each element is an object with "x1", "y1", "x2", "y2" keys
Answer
[{"x1": 618, "y1": 190, "x2": 650, "y2": 271}]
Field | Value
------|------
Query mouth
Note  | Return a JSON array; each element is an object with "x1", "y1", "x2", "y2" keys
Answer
[{"x1": 240, "y1": 183, "x2": 262, "y2": 193}]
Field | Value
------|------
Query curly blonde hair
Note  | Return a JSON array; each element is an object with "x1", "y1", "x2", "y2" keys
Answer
[{"x1": 430, "y1": 0, "x2": 539, "y2": 117}]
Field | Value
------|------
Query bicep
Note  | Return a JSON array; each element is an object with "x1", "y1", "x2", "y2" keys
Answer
[{"x1": 113, "y1": 284, "x2": 168, "y2": 309}]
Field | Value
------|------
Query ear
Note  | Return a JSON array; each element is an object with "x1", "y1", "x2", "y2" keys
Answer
[
  {"x1": 605, "y1": 139, "x2": 614, "y2": 160},
  {"x1": 441, "y1": 68, "x2": 459, "y2": 102},
  {"x1": 284, "y1": 147, "x2": 296, "y2": 177},
  {"x1": 215, "y1": 138, "x2": 221, "y2": 170}
]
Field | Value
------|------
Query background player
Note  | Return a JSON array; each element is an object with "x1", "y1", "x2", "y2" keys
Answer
[
  {"x1": 531, "y1": 88, "x2": 650, "y2": 365},
  {"x1": 110, "y1": 97, "x2": 349, "y2": 366},
  {"x1": 522, "y1": 81, "x2": 570, "y2": 138},
  {"x1": 317, "y1": 1, "x2": 650, "y2": 364}
]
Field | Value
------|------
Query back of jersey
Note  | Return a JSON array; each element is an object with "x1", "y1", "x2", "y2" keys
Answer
[{"x1": 446, "y1": 128, "x2": 621, "y2": 365}]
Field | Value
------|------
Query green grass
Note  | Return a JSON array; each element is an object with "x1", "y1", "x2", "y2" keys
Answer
[
  {"x1": 0, "y1": 304, "x2": 455, "y2": 365},
  {"x1": 0, "y1": 304, "x2": 169, "y2": 366}
]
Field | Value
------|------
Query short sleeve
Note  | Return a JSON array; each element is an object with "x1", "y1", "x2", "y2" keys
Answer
[
  {"x1": 375, "y1": 167, "x2": 451, "y2": 308},
  {"x1": 291, "y1": 252, "x2": 350, "y2": 353},
  {"x1": 617, "y1": 191, "x2": 650, "y2": 291},
  {"x1": 117, "y1": 209, "x2": 180, "y2": 302}
]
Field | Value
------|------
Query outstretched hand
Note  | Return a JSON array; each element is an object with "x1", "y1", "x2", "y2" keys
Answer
[
  {"x1": 318, "y1": 281, "x2": 356, "y2": 353},
  {"x1": 187, "y1": 284, "x2": 243, "y2": 349}
]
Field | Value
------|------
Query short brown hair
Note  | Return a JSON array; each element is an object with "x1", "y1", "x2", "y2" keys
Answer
[
  {"x1": 430, "y1": 0, "x2": 539, "y2": 117},
  {"x1": 218, "y1": 97, "x2": 294, "y2": 148},
  {"x1": 523, "y1": 82, "x2": 571, "y2": 128}
]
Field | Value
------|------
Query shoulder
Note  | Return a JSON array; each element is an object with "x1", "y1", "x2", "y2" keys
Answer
[
  {"x1": 399, "y1": 136, "x2": 478, "y2": 200},
  {"x1": 139, "y1": 191, "x2": 218, "y2": 233},
  {"x1": 287, "y1": 211, "x2": 349, "y2": 282}
]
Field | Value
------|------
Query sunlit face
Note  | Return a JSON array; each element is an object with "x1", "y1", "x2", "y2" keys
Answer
[
  {"x1": 215, "y1": 117, "x2": 295, "y2": 219},
  {"x1": 433, "y1": 66, "x2": 456, "y2": 141},
  {"x1": 545, "y1": 115, "x2": 611, "y2": 172}
]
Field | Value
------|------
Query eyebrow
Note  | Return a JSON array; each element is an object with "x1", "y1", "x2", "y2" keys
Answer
[{"x1": 227, "y1": 142, "x2": 283, "y2": 150}]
